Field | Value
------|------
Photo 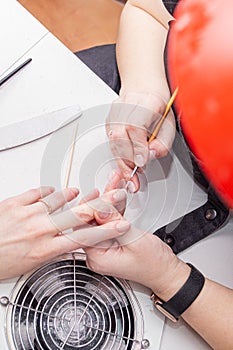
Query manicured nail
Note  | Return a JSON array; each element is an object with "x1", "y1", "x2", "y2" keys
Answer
[
  {"x1": 149, "y1": 149, "x2": 157, "y2": 161},
  {"x1": 134, "y1": 154, "x2": 145, "y2": 167},
  {"x1": 127, "y1": 181, "x2": 136, "y2": 193},
  {"x1": 87, "y1": 188, "x2": 100, "y2": 198},
  {"x1": 79, "y1": 212, "x2": 93, "y2": 222},
  {"x1": 116, "y1": 221, "x2": 130, "y2": 233},
  {"x1": 113, "y1": 189, "x2": 127, "y2": 202},
  {"x1": 98, "y1": 210, "x2": 112, "y2": 219},
  {"x1": 69, "y1": 187, "x2": 79, "y2": 194}
]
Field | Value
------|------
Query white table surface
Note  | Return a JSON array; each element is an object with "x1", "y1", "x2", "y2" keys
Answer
[
  {"x1": 0, "y1": 0, "x2": 47, "y2": 77},
  {"x1": 0, "y1": 2, "x2": 232, "y2": 350},
  {"x1": 0, "y1": 2, "x2": 165, "y2": 349}
]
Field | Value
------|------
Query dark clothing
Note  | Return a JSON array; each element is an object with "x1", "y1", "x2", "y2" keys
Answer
[
  {"x1": 74, "y1": 1, "x2": 229, "y2": 254},
  {"x1": 163, "y1": 0, "x2": 179, "y2": 15},
  {"x1": 77, "y1": 44, "x2": 121, "y2": 94}
]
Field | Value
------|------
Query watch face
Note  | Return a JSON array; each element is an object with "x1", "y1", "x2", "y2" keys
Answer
[{"x1": 155, "y1": 303, "x2": 178, "y2": 323}]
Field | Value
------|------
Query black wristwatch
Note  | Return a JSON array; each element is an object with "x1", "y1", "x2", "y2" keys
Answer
[{"x1": 151, "y1": 263, "x2": 205, "y2": 322}]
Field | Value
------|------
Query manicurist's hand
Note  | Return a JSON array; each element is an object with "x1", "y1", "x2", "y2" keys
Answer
[
  {"x1": 106, "y1": 92, "x2": 175, "y2": 192},
  {"x1": 85, "y1": 210, "x2": 189, "y2": 302},
  {"x1": 85, "y1": 205, "x2": 233, "y2": 350}
]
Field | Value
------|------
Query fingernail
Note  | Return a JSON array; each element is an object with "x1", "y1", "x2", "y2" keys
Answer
[
  {"x1": 79, "y1": 212, "x2": 93, "y2": 221},
  {"x1": 134, "y1": 154, "x2": 145, "y2": 167},
  {"x1": 127, "y1": 181, "x2": 136, "y2": 193},
  {"x1": 69, "y1": 187, "x2": 79, "y2": 196},
  {"x1": 87, "y1": 188, "x2": 100, "y2": 197},
  {"x1": 113, "y1": 189, "x2": 127, "y2": 201},
  {"x1": 149, "y1": 149, "x2": 157, "y2": 161},
  {"x1": 98, "y1": 210, "x2": 112, "y2": 219},
  {"x1": 116, "y1": 221, "x2": 130, "y2": 233}
]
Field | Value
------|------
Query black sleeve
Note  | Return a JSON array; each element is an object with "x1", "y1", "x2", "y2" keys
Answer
[{"x1": 162, "y1": 0, "x2": 179, "y2": 15}]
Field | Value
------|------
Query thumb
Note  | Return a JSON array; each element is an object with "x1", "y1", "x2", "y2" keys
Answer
[{"x1": 149, "y1": 116, "x2": 175, "y2": 159}]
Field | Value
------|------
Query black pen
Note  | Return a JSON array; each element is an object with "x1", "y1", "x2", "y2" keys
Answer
[{"x1": 0, "y1": 58, "x2": 32, "y2": 87}]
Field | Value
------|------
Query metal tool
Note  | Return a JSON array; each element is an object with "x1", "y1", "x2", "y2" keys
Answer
[
  {"x1": 0, "y1": 58, "x2": 32, "y2": 87},
  {"x1": 129, "y1": 87, "x2": 178, "y2": 180},
  {"x1": 0, "y1": 105, "x2": 82, "y2": 151}
]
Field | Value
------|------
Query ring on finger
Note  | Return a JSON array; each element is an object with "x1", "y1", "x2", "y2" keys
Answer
[{"x1": 38, "y1": 198, "x2": 53, "y2": 215}]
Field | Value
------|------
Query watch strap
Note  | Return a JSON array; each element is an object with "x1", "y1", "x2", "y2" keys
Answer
[{"x1": 153, "y1": 263, "x2": 205, "y2": 321}]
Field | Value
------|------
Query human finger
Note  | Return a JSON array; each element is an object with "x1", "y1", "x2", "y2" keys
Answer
[
  {"x1": 53, "y1": 220, "x2": 131, "y2": 251},
  {"x1": 149, "y1": 114, "x2": 175, "y2": 159},
  {"x1": 101, "y1": 188, "x2": 128, "y2": 214},
  {"x1": 51, "y1": 192, "x2": 124, "y2": 232},
  {"x1": 103, "y1": 187, "x2": 127, "y2": 215},
  {"x1": 86, "y1": 239, "x2": 118, "y2": 251},
  {"x1": 112, "y1": 158, "x2": 140, "y2": 193},
  {"x1": 83, "y1": 190, "x2": 127, "y2": 222},
  {"x1": 93, "y1": 202, "x2": 123, "y2": 224},
  {"x1": 107, "y1": 114, "x2": 140, "y2": 192},
  {"x1": 79, "y1": 188, "x2": 100, "y2": 204},
  {"x1": 104, "y1": 169, "x2": 124, "y2": 193},
  {"x1": 108, "y1": 126, "x2": 144, "y2": 193},
  {"x1": 4, "y1": 186, "x2": 55, "y2": 206},
  {"x1": 127, "y1": 125, "x2": 149, "y2": 167},
  {"x1": 106, "y1": 97, "x2": 135, "y2": 133},
  {"x1": 109, "y1": 128, "x2": 134, "y2": 169},
  {"x1": 32, "y1": 187, "x2": 79, "y2": 214},
  {"x1": 108, "y1": 97, "x2": 159, "y2": 166},
  {"x1": 107, "y1": 101, "x2": 135, "y2": 171}
]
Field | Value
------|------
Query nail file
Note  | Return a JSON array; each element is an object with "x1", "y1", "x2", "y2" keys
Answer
[{"x1": 0, "y1": 105, "x2": 82, "y2": 151}]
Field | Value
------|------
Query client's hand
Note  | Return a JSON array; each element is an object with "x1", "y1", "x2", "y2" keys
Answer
[
  {"x1": 0, "y1": 186, "x2": 129, "y2": 279},
  {"x1": 106, "y1": 92, "x2": 176, "y2": 192}
]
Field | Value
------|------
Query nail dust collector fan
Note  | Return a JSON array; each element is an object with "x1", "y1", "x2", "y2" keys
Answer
[{"x1": 0, "y1": 253, "x2": 157, "y2": 350}]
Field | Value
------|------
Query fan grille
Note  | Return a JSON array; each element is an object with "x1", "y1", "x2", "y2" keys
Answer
[{"x1": 4, "y1": 253, "x2": 143, "y2": 350}]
